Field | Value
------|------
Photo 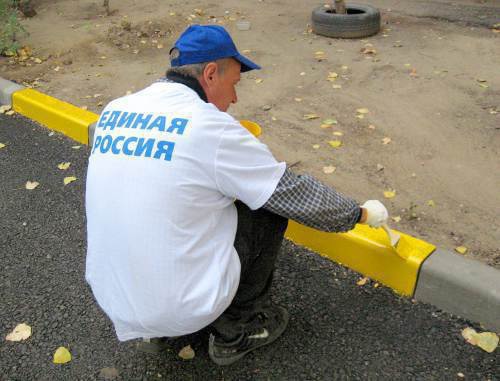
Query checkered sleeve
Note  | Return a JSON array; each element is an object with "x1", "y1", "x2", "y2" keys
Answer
[{"x1": 263, "y1": 168, "x2": 361, "y2": 233}]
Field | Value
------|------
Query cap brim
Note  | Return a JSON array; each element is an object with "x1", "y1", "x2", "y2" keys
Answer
[{"x1": 234, "y1": 53, "x2": 261, "y2": 72}]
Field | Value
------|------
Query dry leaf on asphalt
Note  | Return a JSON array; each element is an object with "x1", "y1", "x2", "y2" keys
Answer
[
  {"x1": 178, "y1": 345, "x2": 195, "y2": 360},
  {"x1": 25, "y1": 181, "x2": 39, "y2": 190},
  {"x1": 0, "y1": 105, "x2": 12, "y2": 114},
  {"x1": 328, "y1": 140, "x2": 342, "y2": 148},
  {"x1": 53, "y1": 346, "x2": 72, "y2": 364},
  {"x1": 368, "y1": 124, "x2": 376, "y2": 130},
  {"x1": 63, "y1": 176, "x2": 77, "y2": 185},
  {"x1": 6, "y1": 323, "x2": 32, "y2": 341},
  {"x1": 0, "y1": 143, "x2": 6, "y2": 149},
  {"x1": 376, "y1": 163, "x2": 384, "y2": 171},
  {"x1": 357, "y1": 277, "x2": 368, "y2": 286},
  {"x1": 333, "y1": 131, "x2": 343, "y2": 136},
  {"x1": 382, "y1": 137, "x2": 392, "y2": 145},
  {"x1": 312, "y1": 144, "x2": 320, "y2": 149},
  {"x1": 427, "y1": 200, "x2": 435, "y2": 207},
  {"x1": 383, "y1": 190, "x2": 396, "y2": 199},
  {"x1": 455, "y1": 246, "x2": 467, "y2": 254},
  {"x1": 294, "y1": 97, "x2": 302, "y2": 102},
  {"x1": 303, "y1": 114, "x2": 319, "y2": 120},
  {"x1": 461, "y1": 328, "x2": 499, "y2": 353},
  {"x1": 391, "y1": 216, "x2": 401, "y2": 223},
  {"x1": 409, "y1": 68, "x2": 418, "y2": 77},
  {"x1": 356, "y1": 108, "x2": 369, "y2": 114},
  {"x1": 332, "y1": 84, "x2": 342, "y2": 89},
  {"x1": 58, "y1": 162, "x2": 71, "y2": 170},
  {"x1": 323, "y1": 166, "x2": 336, "y2": 174},
  {"x1": 255, "y1": 78, "x2": 263, "y2": 84}
]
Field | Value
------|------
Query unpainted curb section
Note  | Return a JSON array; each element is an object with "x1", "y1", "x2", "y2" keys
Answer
[
  {"x1": 415, "y1": 249, "x2": 500, "y2": 332},
  {"x1": 1, "y1": 76, "x2": 499, "y2": 332}
]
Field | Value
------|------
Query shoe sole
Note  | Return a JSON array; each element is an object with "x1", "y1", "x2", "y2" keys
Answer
[{"x1": 208, "y1": 307, "x2": 290, "y2": 366}]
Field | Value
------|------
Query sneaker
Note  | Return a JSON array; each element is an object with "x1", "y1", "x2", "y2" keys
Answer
[
  {"x1": 208, "y1": 305, "x2": 289, "y2": 366},
  {"x1": 136, "y1": 337, "x2": 170, "y2": 354}
]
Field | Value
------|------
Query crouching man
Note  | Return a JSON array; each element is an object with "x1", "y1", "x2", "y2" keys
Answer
[{"x1": 85, "y1": 24, "x2": 389, "y2": 366}]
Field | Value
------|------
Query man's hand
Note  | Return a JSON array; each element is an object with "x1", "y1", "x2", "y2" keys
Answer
[{"x1": 360, "y1": 200, "x2": 388, "y2": 228}]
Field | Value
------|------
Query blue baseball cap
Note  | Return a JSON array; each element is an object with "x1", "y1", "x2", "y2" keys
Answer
[{"x1": 170, "y1": 25, "x2": 261, "y2": 73}]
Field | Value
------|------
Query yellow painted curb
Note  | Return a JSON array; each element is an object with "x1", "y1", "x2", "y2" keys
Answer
[
  {"x1": 8, "y1": 86, "x2": 436, "y2": 296},
  {"x1": 12, "y1": 88, "x2": 98, "y2": 145},
  {"x1": 285, "y1": 222, "x2": 435, "y2": 295}
]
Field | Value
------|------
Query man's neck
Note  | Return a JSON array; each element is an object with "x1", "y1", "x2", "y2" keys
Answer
[{"x1": 165, "y1": 72, "x2": 208, "y2": 102}]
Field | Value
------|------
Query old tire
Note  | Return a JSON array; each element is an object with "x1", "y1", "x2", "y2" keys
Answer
[{"x1": 311, "y1": 4, "x2": 380, "y2": 39}]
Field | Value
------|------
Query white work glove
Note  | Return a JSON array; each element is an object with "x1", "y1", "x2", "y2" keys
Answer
[{"x1": 361, "y1": 200, "x2": 389, "y2": 228}]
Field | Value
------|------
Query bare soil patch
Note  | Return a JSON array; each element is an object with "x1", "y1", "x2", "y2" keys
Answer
[{"x1": 1, "y1": 0, "x2": 499, "y2": 267}]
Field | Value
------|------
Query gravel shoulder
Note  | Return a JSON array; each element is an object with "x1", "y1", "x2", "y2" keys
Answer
[{"x1": 1, "y1": 115, "x2": 497, "y2": 380}]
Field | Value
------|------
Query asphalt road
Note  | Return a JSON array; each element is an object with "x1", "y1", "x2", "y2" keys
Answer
[{"x1": 0, "y1": 113, "x2": 498, "y2": 380}]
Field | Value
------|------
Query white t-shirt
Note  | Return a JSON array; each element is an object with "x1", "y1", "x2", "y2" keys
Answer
[{"x1": 85, "y1": 82, "x2": 286, "y2": 340}]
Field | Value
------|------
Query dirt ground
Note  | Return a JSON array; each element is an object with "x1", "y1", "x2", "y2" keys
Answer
[{"x1": 1, "y1": 0, "x2": 499, "y2": 268}]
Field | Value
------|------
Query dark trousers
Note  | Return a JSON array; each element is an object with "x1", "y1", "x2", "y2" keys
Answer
[{"x1": 211, "y1": 201, "x2": 288, "y2": 340}]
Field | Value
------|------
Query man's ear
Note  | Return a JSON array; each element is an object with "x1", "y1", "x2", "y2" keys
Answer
[{"x1": 201, "y1": 62, "x2": 219, "y2": 87}]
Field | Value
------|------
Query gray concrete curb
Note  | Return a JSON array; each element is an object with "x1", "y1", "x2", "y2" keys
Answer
[
  {"x1": 0, "y1": 77, "x2": 25, "y2": 106},
  {"x1": 1, "y1": 75, "x2": 499, "y2": 332},
  {"x1": 415, "y1": 249, "x2": 500, "y2": 332}
]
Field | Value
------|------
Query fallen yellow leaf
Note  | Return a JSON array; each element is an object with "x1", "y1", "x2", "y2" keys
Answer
[
  {"x1": 427, "y1": 200, "x2": 435, "y2": 207},
  {"x1": 333, "y1": 131, "x2": 343, "y2": 136},
  {"x1": 53, "y1": 346, "x2": 72, "y2": 364},
  {"x1": 33, "y1": 57, "x2": 43, "y2": 64},
  {"x1": 255, "y1": 78, "x2": 263, "y2": 84},
  {"x1": 328, "y1": 140, "x2": 342, "y2": 148},
  {"x1": 312, "y1": 144, "x2": 320, "y2": 149},
  {"x1": 63, "y1": 176, "x2": 77, "y2": 185},
  {"x1": 373, "y1": 283, "x2": 379, "y2": 288},
  {"x1": 322, "y1": 118, "x2": 337, "y2": 126},
  {"x1": 356, "y1": 108, "x2": 369, "y2": 114},
  {"x1": 303, "y1": 114, "x2": 319, "y2": 120},
  {"x1": 382, "y1": 137, "x2": 392, "y2": 145},
  {"x1": 332, "y1": 84, "x2": 342, "y2": 89},
  {"x1": 25, "y1": 181, "x2": 39, "y2": 190},
  {"x1": 355, "y1": 114, "x2": 364, "y2": 119},
  {"x1": 360, "y1": 47, "x2": 376, "y2": 55},
  {"x1": 383, "y1": 190, "x2": 396, "y2": 198},
  {"x1": 341, "y1": 65, "x2": 349, "y2": 70},
  {"x1": 0, "y1": 105, "x2": 12, "y2": 114},
  {"x1": 357, "y1": 277, "x2": 368, "y2": 286},
  {"x1": 455, "y1": 246, "x2": 467, "y2": 254},
  {"x1": 322, "y1": 165, "x2": 336, "y2": 174},
  {"x1": 178, "y1": 345, "x2": 195, "y2": 360},
  {"x1": 391, "y1": 216, "x2": 401, "y2": 223},
  {"x1": 58, "y1": 162, "x2": 71, "y2": 170},
  {"x1": 5, "y1": 110, "x2": 15, "y2": 116},
  {"x1": 294, "y1": 98, "x2": 302, "y2": 102},
  {"x1": 461, "y1": 328, "x2": 499, "y2": 353},
  {"x1": 0, "y1": 143, "x2": 6, "y2": 149},
  {"x1": 327, "y1": 72, "x2": 338, "y2": 82},
  {"x1": 242, "y1": 49, "x2": 251, "y2": 54},
  {"x1": 6, "y1": 323, "x2": 32, "y2": 341}
]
